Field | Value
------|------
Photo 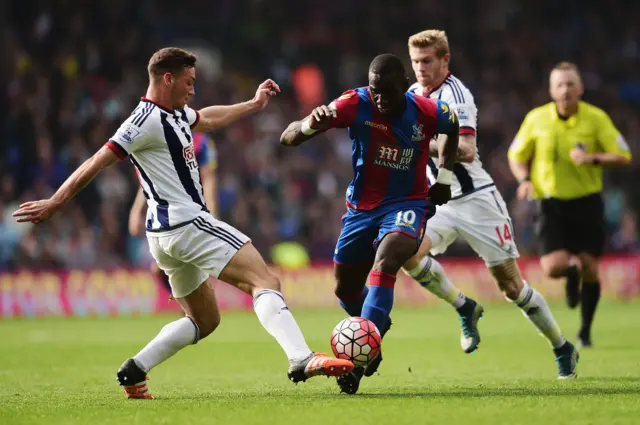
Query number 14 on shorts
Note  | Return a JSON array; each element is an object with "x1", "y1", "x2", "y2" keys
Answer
[{"x1": 495, "y1": 223, "x2": 512, "y2": 247}]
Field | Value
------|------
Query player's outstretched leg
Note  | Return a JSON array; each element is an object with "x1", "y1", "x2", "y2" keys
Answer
[
  {"x1": 219, "y1": 243, "x2": 353, "y2": 383},
  {"x1": 117, "y1": 275, "x2": 219, "y2": 399},
  {"x1": 334, "y1": 261, "x2": 393, "y2": 394},
  {"x1": 334, "y1": 263, "x2": 396, "y2": 338},
  {"x1": 335, "y1": 204, "x2": 430, "y2": 394},
  {"x1": 361, "y1": 233, "x2": 420, "y2": 331},
  {"x1": 489, "y1": 259, "x2": 578, "y2": 379},
  {"x1": 336, "y1": 232, "x2": 414, "y2": 395},
  {"x1": 403, "y1": 236, "x2": 484, "y2": 354},
  {"x1": 360, "y1": 233, "x2": 420, "y2": 374},
  {"x1": 333, "y1": 262, "x2": 371, "y2": 395}
]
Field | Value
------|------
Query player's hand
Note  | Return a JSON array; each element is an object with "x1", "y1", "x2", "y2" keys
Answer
[
  {"x1": 516, "y1": 181, "x2": 534, "y2": 200},
  {"x1": 251, "y1": 79, "x2": 281, "y2": 109},
  {"x1": 12, "y1": 199, "x2": 61, "y2": 224},
  {"x1": 309, "y1": 105, "x2": 336, "y2": 131},
  {"x1": 569, "y1": 148, "x2": 593, "y2": 165},
  {"x1": 428, "y1": 183, "x2": 451, "y2": 206}
]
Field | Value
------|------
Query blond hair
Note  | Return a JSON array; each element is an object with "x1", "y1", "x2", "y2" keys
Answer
[
  {"x1": 408, "y1": 30, "x2": 450, "y2": 57},
  {"x1": 552, "y1": 61, "x2": 580, "y2": 73}
]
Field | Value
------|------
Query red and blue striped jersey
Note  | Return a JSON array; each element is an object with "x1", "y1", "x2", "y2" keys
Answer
[{"x1": 327, "y1": 87, "x2": 457, "y2": 211}]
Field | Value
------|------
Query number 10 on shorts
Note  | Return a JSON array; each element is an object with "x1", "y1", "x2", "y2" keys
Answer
[
  {"x1": 396, "y1": 210, "x2": 417, "y2": 226},
  {"x1": 495, "y1": 223, "x2": 512, "y2": 247}
]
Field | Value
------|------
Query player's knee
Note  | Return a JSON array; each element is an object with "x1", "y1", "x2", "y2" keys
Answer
[
  {"x1": 252, "y1": 269, "x2": 282, "y2": 293},
  {"x1": 372, "y1": 257, "x2": 402, "y2": 275},
  {"x1": 540, "y1": 252, "x2": 571, "y2": 278},
  {"x1": 375, "y1": 234, "x2": 421, "y2": 274},
  {"x1": 403, "y1": 252, "x2": 422, "y2": 272},
  {"x1": 403, "y1": 233, "x2": 434, "y2": 273},
  {"x1": 497, "y1": 278, "x2": 520, "y2": 300},
  {"x1": 488, "y1": 259, "x2": 524, "y2": 300},
  {"x1": 193, "y1": 312, "x2": 221, "y2": 340},
  {"x1": 540, "y1": 259, "x2": 569, "y2": 278},
  {"x1": 545, "y1": 265, "x2": 568, "y2": 279}
]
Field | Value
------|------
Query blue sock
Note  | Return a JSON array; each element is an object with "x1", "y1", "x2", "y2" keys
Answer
[
  {"x1": 339, "y1": 286, "x2": 369, "y2": 317},
  {"x1": 361, "y1": 271, "x2": 396, "y2": 333}
]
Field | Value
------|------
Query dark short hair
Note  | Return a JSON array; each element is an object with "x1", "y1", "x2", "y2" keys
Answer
[
  {"x1": 148, "y1": 47, "x2": 197, "y2": 79},
  {"x1": 369, "y1": 54, "x2": 406, "y2": 77}
]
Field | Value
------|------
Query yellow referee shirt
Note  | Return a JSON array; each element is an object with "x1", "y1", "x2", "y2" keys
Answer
[{"x1": 508, "y1": 101, "x2": 631, "y2": 200}]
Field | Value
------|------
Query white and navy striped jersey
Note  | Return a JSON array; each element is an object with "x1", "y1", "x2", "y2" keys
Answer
[
  {"x1": 410, "y1": 73, "x2": 495, "y2": 200},
  {"x1": 106, "y1": 97, "x2": 208, "y2": 232}
]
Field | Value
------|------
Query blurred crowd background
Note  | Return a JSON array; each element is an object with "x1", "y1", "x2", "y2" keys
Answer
[{"x1": 1, "y1": 0, "x2": 639, "y2": 271}]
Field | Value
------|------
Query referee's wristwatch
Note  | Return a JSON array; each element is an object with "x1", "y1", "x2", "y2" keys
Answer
[{"x1": 518, "y1": 176, "x2": 530, "y2": 184}]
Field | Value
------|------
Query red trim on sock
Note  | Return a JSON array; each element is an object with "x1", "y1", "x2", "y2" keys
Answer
[{"x1": 369, "y1": 271, "x2": 396, "y2": 289}]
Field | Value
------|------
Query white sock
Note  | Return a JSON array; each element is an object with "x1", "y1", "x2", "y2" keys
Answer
[
  {"x1": 133, "y1": 317, "x2": 199, "y2": 373},
  {"x1": 253, "y1": 289, "x2": 312, "y2": 362},
  {"x1": 406, "y1": 256, "x2": 465, "y2": 308},
  {"x1": 513, "y1": 282, "x2": 566, "y2": 349}
]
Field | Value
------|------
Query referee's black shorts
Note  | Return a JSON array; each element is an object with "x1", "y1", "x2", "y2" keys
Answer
[{"x1": 536, "y1": 193, "x2": 605, "y2": 257}]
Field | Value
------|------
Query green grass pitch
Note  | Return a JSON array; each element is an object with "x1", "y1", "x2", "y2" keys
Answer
[{"x1": 1, "y1": 300, "x2": 639, "y2": 425}]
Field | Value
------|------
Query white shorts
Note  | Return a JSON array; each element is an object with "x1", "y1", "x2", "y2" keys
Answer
[
  {"x1": 146, "y1": 212, "x2": 250, "y2": 298},
  {"x1": 427, "y1": 189, "x2": 519, "y2": 267}
]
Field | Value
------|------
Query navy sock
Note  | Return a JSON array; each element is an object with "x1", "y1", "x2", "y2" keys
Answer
[
  {"x1": 339, "y1": 286, "x2": 369, "y2": 317},
  {"x1": 361, "y1": 271, "x2": 396, "y2": 333}
]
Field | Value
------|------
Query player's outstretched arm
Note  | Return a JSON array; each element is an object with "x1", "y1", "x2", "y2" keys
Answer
[
  {"x1": 192, "y1": 79, "x2": 280, "y2": 132},
  {"x1": 13, "y1": 146, "x2": 120, "y2": 224},
  {"x1": 280, "y1": 105, "x2": 336, "y2": 147},
  {"x1": 279, "y1": 118, "x2": 314, "y2": 147}
]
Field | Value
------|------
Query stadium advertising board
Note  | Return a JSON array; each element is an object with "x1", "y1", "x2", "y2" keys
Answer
[{"x1": 1, "y1": 256, "x2": 638, "y2": 317}]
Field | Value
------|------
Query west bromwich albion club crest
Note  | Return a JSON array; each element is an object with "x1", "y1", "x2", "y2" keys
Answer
[{"x1": 411, "y1": 124, "x2": 425, "y2": 142}]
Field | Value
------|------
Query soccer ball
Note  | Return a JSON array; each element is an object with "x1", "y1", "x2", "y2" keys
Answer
[{"x1": 331, "y1": 317, "x2": 381, "y2": 367}]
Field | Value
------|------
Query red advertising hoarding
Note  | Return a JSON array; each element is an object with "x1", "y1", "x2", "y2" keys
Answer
[{"x1": 1, "y1": 256, "x2": 638, "y2": 318}]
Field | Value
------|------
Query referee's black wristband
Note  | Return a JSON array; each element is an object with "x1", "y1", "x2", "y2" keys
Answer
[{"x1": 518, "y1": 176, "x2": 530, "y2": 184}]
